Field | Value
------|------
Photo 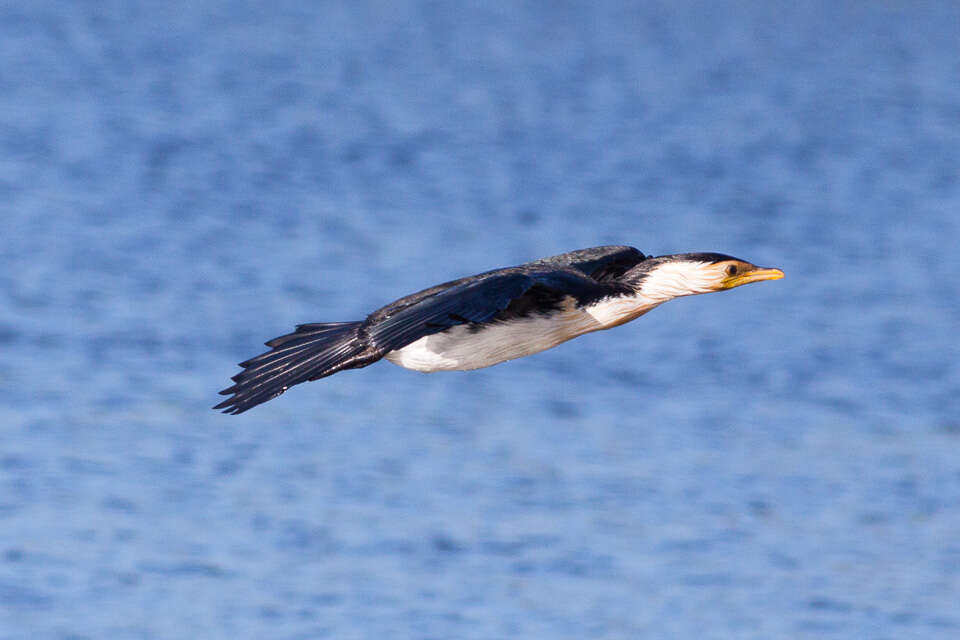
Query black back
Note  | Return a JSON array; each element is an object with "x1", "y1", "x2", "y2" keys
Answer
[{"x1": 360, "y1": 246, "x2": 645, "y2": 354}]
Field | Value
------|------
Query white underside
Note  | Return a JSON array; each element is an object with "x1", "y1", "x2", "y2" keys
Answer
[{"x1": 384, "y1": 295, "x2": 662, "y2": 372}]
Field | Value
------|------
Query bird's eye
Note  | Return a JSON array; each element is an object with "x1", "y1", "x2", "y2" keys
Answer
[{"x1": 725, "y1": 264, "x2": 738, "y2": 276}]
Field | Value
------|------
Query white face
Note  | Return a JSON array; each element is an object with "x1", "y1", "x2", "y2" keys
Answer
[
  {"x1": 638, "y1": 259, "x2": 784, "y2": 303},
  {"x1": 638, "y1": 260, "x2": 725, "y2": 302}
]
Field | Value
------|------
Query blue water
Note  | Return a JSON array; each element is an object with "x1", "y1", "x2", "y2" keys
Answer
[{"x1": 2, "y1": 1, "x2": 959, "y2": 638}]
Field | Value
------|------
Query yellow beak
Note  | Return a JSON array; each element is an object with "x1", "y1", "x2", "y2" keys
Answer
[{"x1": 723, "y1": 267, "x2": 785, "y2": 289}]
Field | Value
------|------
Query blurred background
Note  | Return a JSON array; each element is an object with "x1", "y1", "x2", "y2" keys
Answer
[{"x1": 2, "y1": 1, "x2": 959, "y2": 638}]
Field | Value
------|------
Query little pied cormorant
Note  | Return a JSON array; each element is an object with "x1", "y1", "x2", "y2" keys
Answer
[{"x1": 215, "y1": 245, "x2": 783, "y2": 414}]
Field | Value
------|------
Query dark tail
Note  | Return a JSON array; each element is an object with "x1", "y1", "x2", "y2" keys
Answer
[{"x1": 214, "y1": 321, "x2": 374, "y2": 414}]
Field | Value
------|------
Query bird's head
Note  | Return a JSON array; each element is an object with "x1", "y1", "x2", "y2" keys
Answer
[{"x1": 623, "y1": 253, "x2": 784, "y2": 303}]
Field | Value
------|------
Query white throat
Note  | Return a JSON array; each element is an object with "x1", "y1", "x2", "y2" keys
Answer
[{"x1": 636, "y1": 261, "x2": 718, "y2": 304}]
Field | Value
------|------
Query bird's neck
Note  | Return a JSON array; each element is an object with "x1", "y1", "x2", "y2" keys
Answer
[{"x1": 629, "y1": 261, "x2": 717, "y2": 304}]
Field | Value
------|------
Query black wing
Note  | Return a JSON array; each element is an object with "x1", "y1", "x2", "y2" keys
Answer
[
  {"x1": 361, "y1": 266, "x2": 626, "y2": 354},
  {"x1": 360, "y1": 245, "x2": 647, "y2": 325},
  {"x1": 215, "y1": 246, "x2": 643, "y2": 414}
]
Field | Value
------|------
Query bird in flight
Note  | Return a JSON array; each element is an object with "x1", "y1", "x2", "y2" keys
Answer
[{"x1": 215, "y1": 245, "x2": 783, "y2": 414}]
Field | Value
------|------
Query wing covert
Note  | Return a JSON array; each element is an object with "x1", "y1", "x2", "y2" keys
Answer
[
  {"x1": 361, "y1": 268, "x2": 620, "y2": 354},
  {"x1": 526, "y1": 245, "x2": 646, "y2": 280}
]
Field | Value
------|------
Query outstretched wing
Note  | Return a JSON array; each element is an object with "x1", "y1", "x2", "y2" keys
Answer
[
  {"x1": 362, "y1": 245, "x2": 647, "y2": 331},
  {"x1": 215, "y1": 246, "x2": 644, "y2": 414},
  {"x1": 361, "y1": 267, "x2": 626, "y2": 354}
]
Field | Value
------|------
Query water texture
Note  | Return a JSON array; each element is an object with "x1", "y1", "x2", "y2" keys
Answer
[{"x1": 1, "y1": 2, "x2": 959, "y2": 638}]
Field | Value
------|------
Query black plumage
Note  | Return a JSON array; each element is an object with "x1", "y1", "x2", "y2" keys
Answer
[{"x1": 215, "y1": 246, "x2": 644, "y2": 414}]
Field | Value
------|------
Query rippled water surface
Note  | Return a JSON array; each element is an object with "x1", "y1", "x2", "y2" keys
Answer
[{"x1": 2, "y1": 2, "x2": 960, "y2": 638}]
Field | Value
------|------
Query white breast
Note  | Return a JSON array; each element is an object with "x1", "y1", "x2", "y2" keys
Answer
[{"x1": 383, "y1": 295, "x2": 660, "y2": 372}]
